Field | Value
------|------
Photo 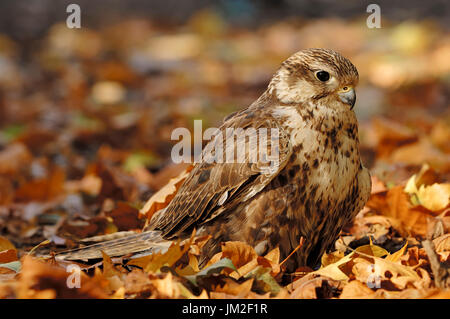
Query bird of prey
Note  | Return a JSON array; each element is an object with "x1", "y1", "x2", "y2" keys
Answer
[{"x1": 55, "y1": 48, "x2": 371, "y2": 272}]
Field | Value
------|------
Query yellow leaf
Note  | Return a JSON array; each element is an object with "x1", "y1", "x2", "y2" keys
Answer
[
  {"x1": 311, "y1": 253, "x2": 354, "y2": 281},
  {"x1": 101, "y1": 251, "x2": 120, "y2": 278},
  {"x1": 403, "y1": 164, "x2": 450, "y2": 211},
  {"x1": 264, "y1": 247, "x2": 281, "y2": 275},
  {"x1": 220, "y1": 241, "x2": 258, "y2": 270},
  {"x1": 416, "y1": 183, "x2": 450, "y2": 211},
  {"x1": 139, "y1": 166, "x2": 192, "y2": 222},
  {"x1": 0, "y1": 236, "x2": 15, "y2": 252},
  {"x1": 385, "y1": 242, "x2": 408, "y2": 262},
  {"x1": 321, "y1": 251, "x2": 345, "y2": 267},
  {"x1": 355, "y1": 243, "x2": 389, "y2": 258},
  {"x1": 312, "y1": 243, "x2": 388, "y2": 282},
  {"x1": 212, "y1": 278, "x2": 254, "y2": 298},
  {"x1": 150, "y1": 272, "x2": 181, "y2": 298},
  {"x1": 404, "y1": 174, "x2": 418, "y2": 194},
  {"x1": 128, "y1": 232, "x2": 195, "y2": 273}
]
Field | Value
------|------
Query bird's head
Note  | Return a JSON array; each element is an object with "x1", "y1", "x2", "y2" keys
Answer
[{"x1": 268, "y1": 48, "x2": 359, "y2": 109}]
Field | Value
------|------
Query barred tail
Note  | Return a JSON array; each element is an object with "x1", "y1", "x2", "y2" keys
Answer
[{"x1": 54, "y1": 230, "x2": 171, "y2": 261}]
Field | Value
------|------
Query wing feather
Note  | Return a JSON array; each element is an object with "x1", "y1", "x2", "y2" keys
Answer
[{"x1": 150, "y1": 104, "x2": 292, "y2": 238}]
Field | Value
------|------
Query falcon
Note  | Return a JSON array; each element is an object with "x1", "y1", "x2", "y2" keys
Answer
[{"x1": 56, "y1": 48, "x2": 371, "y2": 271}]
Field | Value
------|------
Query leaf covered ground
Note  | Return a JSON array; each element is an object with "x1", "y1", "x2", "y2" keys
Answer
[{"x1": 0, "y1": 11, "x2": 449, "y2": 299}]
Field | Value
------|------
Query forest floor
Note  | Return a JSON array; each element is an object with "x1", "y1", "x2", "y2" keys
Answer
[{"x1": 0, "y1": 13, "x2": 449, "y2": 298}]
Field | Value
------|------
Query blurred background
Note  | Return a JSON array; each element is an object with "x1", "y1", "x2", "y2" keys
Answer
[{"x1": 0, "y1": 0, "x2": 449, "y2": 248}]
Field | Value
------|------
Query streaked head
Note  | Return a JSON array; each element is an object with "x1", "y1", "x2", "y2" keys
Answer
[{"x1": 269, "y1": 48, "x2": 359, "y2": 109}]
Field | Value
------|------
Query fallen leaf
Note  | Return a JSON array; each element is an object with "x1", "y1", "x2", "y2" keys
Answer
[
  {"x1": 128, "y1": 232, "x2": 195, "y2": 273},
  {"x1": 321, "y1": 251, "x2": 345, "y2": 268},
  {"x1": 0, "y1": 250, "x2": 18, "y2": 264},
  {"x1": 290, "y1": 275, "x2": 342, "y2": 299},
  {"x1": 185, "y1": 258, "x2": 236, "y2": 286},
  {"x1": 220, "y1": 241, "x2": 258, "y2": 270},
  {"x1": 148, "y1": 272, "x2": 182, "y2": 299},
  {"x1": 416, "y1": 183, "x2": 450, "y2": 212},
  {"x1": 105, "y1": 201, "x2": 145, "y2": 231},
  {"x1": 0, "y1": 236, "x2": 18, "y2": 265},
  {"x1": 391, "y1": 138, "x2": 450, "y2": 172},
  {"x1": 17, "y1": 256, "x2": 109, "y2": 298},
  {"x1": 339, "y1": 280, "x2": 376, "y2": 299},
  {"x1": 311, "y1": 253, "x2": 353, "y2": 281},
  {"x1": 244, "y1": 265, "x2": 282, "y2": 295},
  {"x1": 101, "y1": 251, "x2": 124, "y2": 292},
  {"x1": 0, "y1": 261, "x2": 21, "y2": 273},
  {"x1": 211, "y1": 277, "x2": 254, "y2": 298},
  {"x1": 0, "y1": 236, "x2": 16, "y2": 252},
  {"x1": 140, "y1": 166, "x2": 193, "y2": 221},
  {"x1": 65, "y1": 174, "x2": 102, "y2": 196},
  {"x1": 0, "y1": 143, "x2": 31, "y2": 175},
  {"x1": 432, "y1": 234, "x2": 450, "y2": 262},
  {"x1": 385, "y1": 242, "x2": 408, "y2": 262},
  {"x1": 15, "y1": 167, "x2": 65, "y2": 202},
  {"x1": 372, "y1": 117, "x2": 417, "y2": 159}
]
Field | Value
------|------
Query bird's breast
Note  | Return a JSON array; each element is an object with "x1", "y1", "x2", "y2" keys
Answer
[{"x1": 273, "y1": 105, "x2": 361, "y2": 205}]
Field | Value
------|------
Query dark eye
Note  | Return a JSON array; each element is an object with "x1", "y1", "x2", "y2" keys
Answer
[{"x1": 315, "y1": 71, "x2": 330, "y2": 82}]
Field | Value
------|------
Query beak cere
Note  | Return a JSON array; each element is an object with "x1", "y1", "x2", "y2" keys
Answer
[{"x1": 339, "y1": 88, "x2": 356, "y2": 109}]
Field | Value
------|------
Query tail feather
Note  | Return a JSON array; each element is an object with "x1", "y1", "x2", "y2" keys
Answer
[
  {"x1": 78, "y1": 231, "x2": 138, "y2": 243},
  {"x1": 54, "y1": 231, "x2": 171, "y2": 261}
]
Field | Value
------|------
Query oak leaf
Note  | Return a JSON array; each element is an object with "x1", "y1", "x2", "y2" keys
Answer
[{"x1": 140, "y1": 165, "x2": 193, "y2": 222}]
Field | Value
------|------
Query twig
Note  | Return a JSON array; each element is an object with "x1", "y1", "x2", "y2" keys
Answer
[
  {"x1": 28, "y1": 239, "x2": 51, "y2": 256},
  {"x1": 280, "y1": 237, "x2": 305, "y2": 267}
]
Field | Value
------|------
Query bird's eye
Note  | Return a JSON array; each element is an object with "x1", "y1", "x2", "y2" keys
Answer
[{"x1": 315, "y1": 70, "x2": 330, "y2": 82}]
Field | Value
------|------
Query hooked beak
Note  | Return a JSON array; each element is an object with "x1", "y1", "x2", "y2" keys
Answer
[{"x1": 338, "y1": 88, "x2": 356, "y2": 109}]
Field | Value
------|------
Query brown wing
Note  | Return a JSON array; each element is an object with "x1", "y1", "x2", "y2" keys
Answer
[{"x1": 150, "y1": 106, "x2": 292, "y2": 238}]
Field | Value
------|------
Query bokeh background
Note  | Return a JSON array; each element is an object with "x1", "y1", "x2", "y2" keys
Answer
[{"x1": 0, "y1": 0, "x2": 449, "y2": 249}]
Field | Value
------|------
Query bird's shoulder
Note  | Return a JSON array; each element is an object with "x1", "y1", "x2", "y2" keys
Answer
[{"x1": 150, "y1": 95, "x2": 296, "y2": 237}]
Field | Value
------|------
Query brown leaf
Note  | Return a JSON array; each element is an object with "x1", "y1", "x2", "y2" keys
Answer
[
  {"x1": 149, "y1": 162, "x2": 192, "y2": 191},
  {"x1": 369, "y1": 185, "x2": 434, "y2": 237},
  {"x1": 140, "y1": 165, "x2": 193, "y2": 221},
  {"x1": 339, "y1": 280, "x2": 376, "y2": 299},
  {"x1": 211, "y1": 278, "x2": 254, "y2": 298},
  {"x1": 15, "y1": 167, "x2": 65, "y2": 202},
  {"x1": 95, "y1": 162, "x2": 139, "y2": 202},
  {"x1": 0, "y1": 143, "x2": 31, "y2": 175},
  {"x1": 128, "y1": 232, "x2": 195, "y2": 273},
  {"x1": 290, "y1": 275, "x2": 342, "y2": 299},
  {"x1": 221, "y1": 241, "x2": 258, "y2": 270},
  {"x1": 433, "y1": 233, "x2": 450, "y2": 262},
  {"x1": 385, "y1": 242, "x2": 408, "y2": 262},
  {"x1": 0, "y1": 250, "x2": 18, "y2": 264},
  {"x1": 264, "y1": 247, "x2": 281, "y2": 276},
  {"x1": 349, "y1": 214, "x2": 394, "y2": 240},
  {"x1": 390, "y1": 138, "x2": 450, "y2": 172},
  {"x1": 372, "y1": 117, "x2": 417, "y2": 159},
  {"x1": 65, "y1": 174, "x2": 102, "y2": 196},
  {"x1": 101, "y1": 251, "x2": 125, "y2": 292},
  {"x1": 0, "y1": 235, "x2": 19, "y2": 272},
  {"x1": 148, "y1": 272, "x2": 182, "y2": 299},
  {"x1": 106, "y1": 201, "x2": 145, "y2": 231},
  {"x1": 17, "y1": 256, "x2": 109, "y2": 298},
  {"x1": 0, "y1": 176, "x2": 14, "y2": 205},
  {"x1": 0, "y1": 236, "x2": 16, "y2": 252},
  {"x1": 371, "y1": 175, "x2": 387, "y2": 194},
  {"x1": 61, "y1": 215, "x2": 112, "y2": 239},
  {"x1": 123, "y1": 269, "x2": 153, "y2": 298}
]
